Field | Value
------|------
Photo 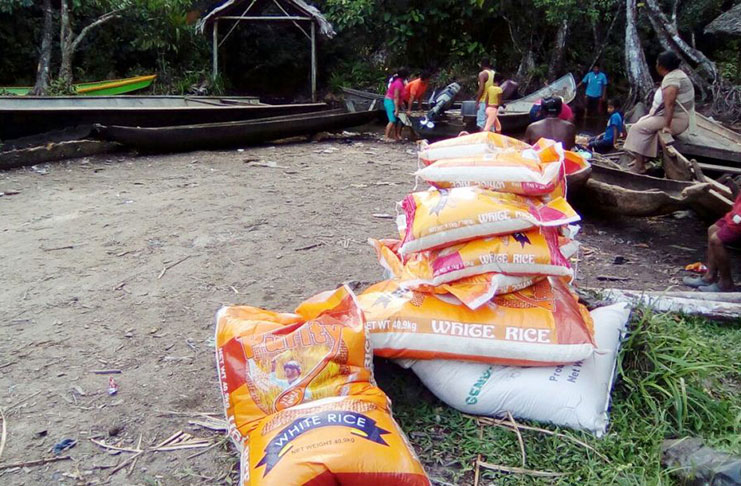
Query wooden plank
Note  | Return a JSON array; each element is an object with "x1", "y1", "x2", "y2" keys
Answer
[
  {"x1": 697, "y1": 162, "x2": 741, "y2": 176},
  {"x1": 660, "y1": 133, "x2": 694, "y2": 181},
  {"x1": 310, "y1": 22, "x2": 316, "y2": 103}
]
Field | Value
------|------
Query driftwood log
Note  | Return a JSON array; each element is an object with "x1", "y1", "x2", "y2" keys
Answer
[
  {"x1": 598, "y1": 288, "x2": 741, "y2": 321},
  {"x1": 0, "y1": 140, "x2": 121, "y2": 170}
]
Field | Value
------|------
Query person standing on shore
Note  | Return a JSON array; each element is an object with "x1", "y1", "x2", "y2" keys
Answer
[
  {"x1": 577, "y1": 64, "x2": 608, "y2": 116},
  {"x1": 474, "y1": 59, "x2": 496, "y2": 131}
]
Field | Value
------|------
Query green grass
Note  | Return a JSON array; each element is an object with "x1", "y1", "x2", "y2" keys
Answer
[{"x1": 376, "y1": 310, "x2": 741, "y2": 486}]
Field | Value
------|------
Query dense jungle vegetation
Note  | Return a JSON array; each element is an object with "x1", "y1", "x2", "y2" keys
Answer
[{"x1": 0, "y1": 0, "x2": 738, "y2": 115}]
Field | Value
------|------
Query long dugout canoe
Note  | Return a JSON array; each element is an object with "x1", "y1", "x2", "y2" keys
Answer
[
  {"x1": 94, "y1": 109, "x2": 385, "y2": 152},
  {"x1": 0, "y1": 96, "x2": 325, "y2": 139}
]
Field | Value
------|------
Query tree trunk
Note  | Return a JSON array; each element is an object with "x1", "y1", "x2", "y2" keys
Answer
[
  {"x1": 644, "y1": 0, "x2": 718, "y2": 82},
  {"x1": 58, "y1": 0, "x2": 121, "y2": 86},
  {"x1": 516, "y1": 49, "x2": 536, "y2": 92},
  {"x1": 59, "y1": 0, "x2": 72, "y2": 85},
  {"x1": 548, "y1": 20, "x2": 569, "y2": 82},
  {"x1": 624, "y1": 0, "x2": 654, "y2": 104},
  {"x1": 644, "y1": 10, "x2": 710, "y2": 100},
  {"x1": 30, "y1": 0, "x2": 54, "y2": 95}
]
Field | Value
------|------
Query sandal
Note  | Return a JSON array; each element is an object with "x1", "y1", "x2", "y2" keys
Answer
[{"x1": 698, "y1": 282, "x2": 735, "y2": 292}]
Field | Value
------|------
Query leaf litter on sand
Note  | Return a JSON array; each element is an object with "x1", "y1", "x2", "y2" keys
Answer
[{"x1": 376, "y1": 309, "x2": 740, "y2": 485}]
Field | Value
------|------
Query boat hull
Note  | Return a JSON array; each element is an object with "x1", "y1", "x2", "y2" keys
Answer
[
  {"x1": 95, "y1": 109, "x2": 384, "y2": 152},
  {"x1": 1, "y1": 75, "x2": 157, "y2": 97},
  {"x1": 0, "y1": 97, "x2": 325, "y2": 139}
]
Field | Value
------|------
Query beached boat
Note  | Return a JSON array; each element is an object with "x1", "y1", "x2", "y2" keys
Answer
[
  {"x1": 577, "y1": 160, "x2": 729, "y2": 218},
  {"x1": 0, "y1": 96, "x2": 325, "y2": 140},
  {"x1": 1, "y1": 74, "x2": 157, "y2": 96},
  {"x1": 94, "y1": 108, "x2": 384, "y2": 152},
  {"x1": 674, "y1": 113, "x2": 741, "y2": 165}
]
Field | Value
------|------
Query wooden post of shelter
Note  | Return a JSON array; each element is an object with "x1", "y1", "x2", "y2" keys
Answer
[
  {"x1": 212, "y1": 19, "x2": 219, "y2": 81},
  {"x1": 310, "y1": 21, "x2": 316, "y2": 102}
]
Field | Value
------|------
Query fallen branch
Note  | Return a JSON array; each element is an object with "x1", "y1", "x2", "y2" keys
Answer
[
  {"x1": 0, "y1": 456, "x2": 71, "y2": 470},
  {"x1": 478, "y1": 459, "x2": 565, "y2": 478},
  {"x1": 90, "y1": 369, "x2": 122, "y2": 375},
  {"x1": 599, "y1": 289, "x2": 741, "y2": 320},
  {"x1": 471, "y1": 416, "x2": 610, "y2": 463},
  {"x1": 90, "y1": 438, "x2": 142, "y2": 454},
  {"x1": 158, "y1": 255, "x2": 192, "y2": 279},
  {"x1": 41, "y1": 245, "x2": 74, "y2": 252},
  {"x1": 0, "y1": 409, "x2": 6, "y2": 461},
  {"x1": 6, "y1": 391, "x2": 42, "y2": 412},
  {"x1": 506, "y1": 411, "x2": 526, "y2": 468}
]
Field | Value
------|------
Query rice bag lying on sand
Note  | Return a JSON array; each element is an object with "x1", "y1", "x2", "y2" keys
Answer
[{"x1": 215, "y1": 286, "x2": 430, "y2": 486}]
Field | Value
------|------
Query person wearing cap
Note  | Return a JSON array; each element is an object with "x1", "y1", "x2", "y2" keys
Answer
[
  {"x1": 524, "y1": 97, "x2": 576, "y2": 149},
  {"x1": 270, "y1": 359, "x2": 313, "y2": 399}
]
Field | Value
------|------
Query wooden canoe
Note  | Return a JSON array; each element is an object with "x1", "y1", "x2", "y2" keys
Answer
[
  {"x1": 0, "y1": 74, "x2": 157, "y2": 96},
  {"x1": 673, "y1": 113, "x2": 741, "y2": 164},
  {"x1": 94, "y1": 108, "x2": 384, "y2": 152},
  {"x1": 578, "y1": 161, "x2": 728, "y2": 218},
  {"x1": 0, "y1": 97, "x2": 325, "y2": 140}
]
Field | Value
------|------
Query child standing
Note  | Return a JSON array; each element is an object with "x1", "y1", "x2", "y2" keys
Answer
[{"x1": 482, "y1": 79, "x2": 503, "y2": 133}]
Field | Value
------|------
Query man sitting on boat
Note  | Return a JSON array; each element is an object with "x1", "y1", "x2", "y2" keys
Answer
[
  {"x1": 524, "y1": 97, "x2": 576, "y2": 149},
  {"x1": 588, "y1": 98, "x2": 624, "y2": 154},
  {"x1": 684, "y1": 191, "x2": 741, "y2": 292}
]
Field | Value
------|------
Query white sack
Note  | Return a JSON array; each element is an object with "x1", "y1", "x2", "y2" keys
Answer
[{"x1": 409, "y1": 303, "x2": 631, "y2": 436}]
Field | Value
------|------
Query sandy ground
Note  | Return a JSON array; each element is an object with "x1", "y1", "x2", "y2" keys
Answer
[{"x1": 0, "y1": 134, "x2": 713, "y2": 485}]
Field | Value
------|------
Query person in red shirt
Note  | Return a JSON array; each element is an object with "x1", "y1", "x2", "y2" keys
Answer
[
  {"x1": 684, "y1": 191, "x2": 741, "y2": 292},
  {"x1": 404, "y1": 70, "x2": 432, "y2": 114}
]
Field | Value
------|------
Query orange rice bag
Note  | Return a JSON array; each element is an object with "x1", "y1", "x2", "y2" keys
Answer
[
  {"x1": 397, "y1": 187, "x2": 580, "y2": 256},
  {"x1": 358, "y1": 278, "x2": 595, "y2": 366},
  {"x1": 215, "y1": 286, "x2": 429, "y2": 486}
]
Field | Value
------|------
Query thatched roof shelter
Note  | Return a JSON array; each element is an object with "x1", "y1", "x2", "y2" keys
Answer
[
  {"x1": 197, "y1": 0, "x2": 335, "y2": 100},
  {"x1": 705, "y1": 3, "x2": 741, "y2": 36}
]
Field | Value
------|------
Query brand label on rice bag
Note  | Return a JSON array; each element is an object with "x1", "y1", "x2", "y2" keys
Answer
[{"x1": 358, "y1": 278, "x2": 595, "y2": 366}]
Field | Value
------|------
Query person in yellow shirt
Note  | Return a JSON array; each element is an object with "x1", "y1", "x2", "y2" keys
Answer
[
  {"x1": 474, "y1": 58, "x2": 496, "y2": 130},
  {"x1": 483, "y1": 77, "x2": 503, "y2": 132}
]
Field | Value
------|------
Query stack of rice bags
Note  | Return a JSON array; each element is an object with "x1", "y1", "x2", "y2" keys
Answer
[{"x1": 358, "y1": 132, "x2": 630, "y2": 436}]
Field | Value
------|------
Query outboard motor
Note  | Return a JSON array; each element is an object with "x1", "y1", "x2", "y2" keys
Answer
[{"x1": 420, "y1": 82, "x2": 461, "y2": 128}]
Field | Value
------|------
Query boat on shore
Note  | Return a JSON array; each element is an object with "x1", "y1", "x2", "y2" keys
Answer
[
  {"x1": 674, "y1": 113, "x2": 741, "y2": 165},
  {"x1": 1, "y1": 74, "x2": 157, "y2": 96},
  {"x1": 0, "y1": 96, "x2": 326, "y2": 140},
  {"x1": 575, "y1": 159, "x2": 730, "y2": 218},
  {"x1": 94, "y1": 108, "x2": 384, "y2": 152}
]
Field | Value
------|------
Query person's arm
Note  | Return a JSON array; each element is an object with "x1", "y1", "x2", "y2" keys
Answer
[
  {"x1": 662, "y1": 85, "x2": 678, "y2": 133},
  {"x1": 475, "y1": 72, "x2": 486, "y2": 109},
  {"x1": 610, "y1": 125, "x2": 618, "y2": 146},
  {"x1": 601, "y1": 75, "x2": 607, "y2": 100},
  {"x1": 577, "y1": 73, "x2": 588, "y2": 89},
  {"x1": 524, "y1": 125, "x2": 534, "y2": 145},
  {"x1": 393, "y1": 85, "x2": 401, "y2": 115}
]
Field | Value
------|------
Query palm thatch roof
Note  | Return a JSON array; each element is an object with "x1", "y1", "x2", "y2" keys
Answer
[
  {"x1": 197, "y1": 0, "x2": 336, "y2": 38},
  {"x1": 705, "y1": 3, "x2": 741, "y2": 36}
]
